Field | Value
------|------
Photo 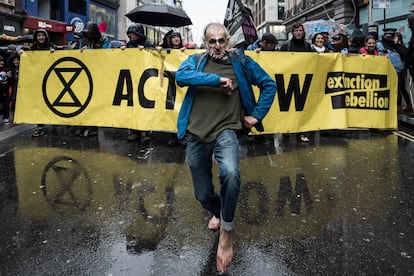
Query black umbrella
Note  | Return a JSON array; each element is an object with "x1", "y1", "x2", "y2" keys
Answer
[{"x1": 125, "y1": 3, "x2": 192, "y2": 27}]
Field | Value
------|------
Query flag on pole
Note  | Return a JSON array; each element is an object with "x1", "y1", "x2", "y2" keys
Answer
[{"x1": 224, "y1": 0, "x2": 258, "y2": 48}]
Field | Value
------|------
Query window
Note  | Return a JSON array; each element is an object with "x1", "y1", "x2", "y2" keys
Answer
[
  {"x1": 278, "y1": 5, "x2": 285, "y2": 20},
  {"x1": 69, "y1": 0, "x2": 86, "y2": 15}
]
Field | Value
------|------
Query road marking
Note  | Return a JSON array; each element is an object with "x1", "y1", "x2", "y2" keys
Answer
[
  {"x1": 0, "y1": 147, "x2": 17, "y2": 157},
  {"x1": 137, "y1": 147, "x2": 154, "y2": 159},
  {"x1": 393, "y1": 131, "x2": 414, "y2": 141},
  {"x1": 266, "y1": 151, "x2": 277, "y2": 167}
]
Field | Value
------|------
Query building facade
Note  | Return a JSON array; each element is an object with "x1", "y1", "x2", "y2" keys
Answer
[
  {"x1": 359, "y1": 0, "x2": 411, "y2": 41},
  {"x1": 0, "y1": 0, "x2": 26, "y2": 44},
  {"x1": 1, "y1": 0, "x2": 193, "y2": 47},
  {"x1": 244, "y1": 0, "x2": 287, "y2": 41},
  {"x1": 282, "y1": 0, "x2": 411, "y2": 42},
  {"x1": 243, "y1": 0, "x2": 412, "y2": 44},
  {"x1": 1, "y1": 0, "x2": 120, "y2": 45},
  {"x1": 26, "y1": 0, "x2": 120, "y2": 44},
  {"x1": 118, "y1": 0, "x2": 192, "y2": 46}
]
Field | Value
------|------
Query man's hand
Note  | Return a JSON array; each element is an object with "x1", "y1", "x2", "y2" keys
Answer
[
  {"x1": 220, "y1": 77, "x2": 232, "y2": 95},
  {"x1": 243, "y1": 115, "x2": 258, "y2": 129}
]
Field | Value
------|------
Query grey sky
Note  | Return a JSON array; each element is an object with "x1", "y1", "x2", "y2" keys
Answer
[{"x1": 182, "y1": 0, "x2": 228, "y2": 45}]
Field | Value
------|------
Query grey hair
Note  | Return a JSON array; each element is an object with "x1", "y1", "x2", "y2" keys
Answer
[{"x1": 202, "y1": 23, "x2": 230, "y2": 44}]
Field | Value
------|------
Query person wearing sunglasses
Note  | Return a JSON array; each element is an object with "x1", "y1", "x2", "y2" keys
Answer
[
  {"x1": 175, "y1": 22, "x2": 276, "y2": 273},
  {"x1": 247, "y1": 32, "x2": 278, "y2": 52},
  {"x1": 331, "y1": 33, "x2": 349, "y2": 54}
]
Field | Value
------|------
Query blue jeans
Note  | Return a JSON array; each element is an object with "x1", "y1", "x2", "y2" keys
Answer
[{"x1": 185, "y1": 129, "x2": 241, "y2": 231}]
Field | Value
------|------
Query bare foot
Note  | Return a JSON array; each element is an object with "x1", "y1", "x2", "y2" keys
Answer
[
  {"x1": 208, "y1": 215, "x2": 220, "y2": 230},
  {"x1": 216, "y1": 229, "x2": 233, "y2": 273}
]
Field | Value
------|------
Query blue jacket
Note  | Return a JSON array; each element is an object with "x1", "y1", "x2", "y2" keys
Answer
[
  {"x1": 246, "y1": 39, "x2": 260, "y2": 50},
  {"x1": 175, "y1": 49, "x2": 277, "y2": 139}
]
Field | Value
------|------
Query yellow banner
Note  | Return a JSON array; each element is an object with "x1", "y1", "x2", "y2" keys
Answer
[{"x1": 15, "y1": 49, "x2": 398, "y2": 133}]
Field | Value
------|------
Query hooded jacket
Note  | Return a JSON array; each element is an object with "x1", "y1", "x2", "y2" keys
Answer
[
  {"x1": 168, "y1": 32, "x2": 184, "y2": 49},
  {"x1": 126, "y1": 24, "x2": 153, "y2": 48},
  {"x1": 79, "y1": 22, "x2": 111, "y2": 49},
  {"x1": 31, "y1": 29, "x2": 55, "y2": 50},
  {"x1": 175, "y1": 48, "x2": 277, "y2": 139}
]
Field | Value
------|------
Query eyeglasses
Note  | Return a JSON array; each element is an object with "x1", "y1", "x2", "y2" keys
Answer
[
  {"x1": 332, "y1": 36, "x2": 342, "y2": 41},
  {"x1": 208, "y1": 38, "x2": 226, "y2": 45}
]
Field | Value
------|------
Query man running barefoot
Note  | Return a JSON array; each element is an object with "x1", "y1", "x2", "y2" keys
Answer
[{"x1": 175, "y1": 23, "x2": 276, "y2": 273}]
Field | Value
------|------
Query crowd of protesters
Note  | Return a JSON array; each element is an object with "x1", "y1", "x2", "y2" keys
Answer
[
  {"x1": 241, "y1": 21, "x2": 414, "y2": 143},
  {"x1": 0, "y1": 44, "x2": 21, "y2": 126},
  {"x1": 1, "y1": 16, "x2": 413, "y2": 143},
  {"x1": 246, "y1": 21, "x2": 414, "y2": 118},
  {"x1": 1, "y1": 18, "x2": 411, "y2": 276}
]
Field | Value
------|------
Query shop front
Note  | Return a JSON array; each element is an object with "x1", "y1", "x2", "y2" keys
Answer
[
  {"x1": 0, "y1": 12, "x2": 25, "y2": 45},
  {"x1": 24, "y1": 16, "x2": 74, "y2": 45},
  {"x1": 90, "y1": 1, "x2": 117, "y2": 39}
]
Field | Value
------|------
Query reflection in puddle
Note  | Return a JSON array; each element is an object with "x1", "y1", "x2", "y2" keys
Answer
[{"x1": 1, "y1": 133, "x2": 413, "y2": 274}]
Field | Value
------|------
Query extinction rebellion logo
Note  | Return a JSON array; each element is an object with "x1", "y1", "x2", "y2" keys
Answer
[
  {"x1": 325, "y1": 72, "x2": 389, "y2": 110},
  {"x1": 42, "y1": 57, "x2": 93, "y2": 118}
]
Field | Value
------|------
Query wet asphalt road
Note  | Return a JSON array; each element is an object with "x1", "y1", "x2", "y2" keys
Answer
[{"x1": 0, "y1": 125, "x2": 414, "y2": 275}]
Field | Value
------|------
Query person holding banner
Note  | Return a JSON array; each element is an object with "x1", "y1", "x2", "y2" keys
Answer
[
  {"x1": 280, "y1": 22, "x2": 312, "y2": 52},
  {"x1": 246, "y1": 32, "x2": 278, "y2": 52},
  {"x1": 121, "y1": 23, "x2": 154, "y2": 142},
  {"x1": 72, "y1": 22, "x2": 111, "y2": 137},
  {"x1": 359, "y1": 35, "x2": 378, "y2": 55},
  {"x1": 163, "y1": 31, "x2": 187, "y2": 147},
  {"x1": 29, "y1": 29, "x2": 56, "y2": 137},
  {"x1": 246, "y1": 32, "x2": 278, "y2": 145},
  {"x1": 169, "y1": 31, "x2": 186, "y2": 52},
  {"x1": 311, "y1": 32, "x2": 330, "y2": 53},
  {"x1": 175, "y1": 22, "x2": 276, "y2": 273},
  {"x1": 331, "y1": 33, "x2": 349, "y2": 54},
  {"x1": 280, "y1": 23, "x2": 313, "y2": 142}
]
